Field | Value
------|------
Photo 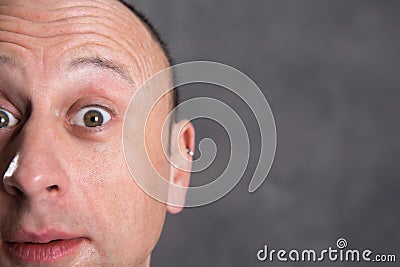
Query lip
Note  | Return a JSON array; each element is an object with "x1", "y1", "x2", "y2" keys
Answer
[{"x1": 3, "y1": 230, "x2": 87, "y2": 263}]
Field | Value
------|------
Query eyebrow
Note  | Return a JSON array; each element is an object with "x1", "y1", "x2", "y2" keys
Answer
[
  {"x1": 0, "y1": 54, "x2": 16, "y2": 65},
  {"x1": 68, "y1": 56, "x2": 135, "y2": 87}
]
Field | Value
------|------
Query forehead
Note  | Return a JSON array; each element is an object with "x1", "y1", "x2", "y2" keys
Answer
[{"x1": 0, "y1": 0, "x2": 167, "y2": 85}]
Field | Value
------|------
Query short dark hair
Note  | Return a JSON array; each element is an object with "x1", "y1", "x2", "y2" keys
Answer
[{"x1": 117, "y1": 0, "x2": 179, "y2": 110}]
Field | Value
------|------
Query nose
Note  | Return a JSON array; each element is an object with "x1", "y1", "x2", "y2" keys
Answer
[{"x1": 2, "y1": 120, "x2": 69, "y2": 200}]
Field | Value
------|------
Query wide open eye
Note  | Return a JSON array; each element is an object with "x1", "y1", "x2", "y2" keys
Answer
[
  {"x1": 71, "y1": 107, "x2": 111, "y2": 127},
  {"x1": 0, "y1": 109, "x2": 19, "y2": 128}
]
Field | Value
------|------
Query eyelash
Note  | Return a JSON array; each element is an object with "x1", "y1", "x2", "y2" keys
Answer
[{"x1": 82, "y1": 104, "x2": 115, "y2": 115}]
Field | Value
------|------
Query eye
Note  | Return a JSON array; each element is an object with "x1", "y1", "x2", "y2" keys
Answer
[
  {"x1": 71, "y1": 107, "x2": 111, "y2": 127},
  {"x1": 0, "y1": 109, "x2": 19, "y2": 128}
]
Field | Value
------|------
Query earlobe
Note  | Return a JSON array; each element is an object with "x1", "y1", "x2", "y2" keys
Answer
[{"x1": 166, "y1": 120, "x2": 195, "y2": 214}]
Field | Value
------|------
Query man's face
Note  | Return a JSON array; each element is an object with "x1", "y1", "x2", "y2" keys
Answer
[{"x1": 0, "y1": 0, "x2": 184, "y2": 266}]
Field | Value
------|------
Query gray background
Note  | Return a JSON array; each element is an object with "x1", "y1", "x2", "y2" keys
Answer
[{"x1": 128, "y1": 0, "x2": 399, "y2": 266}]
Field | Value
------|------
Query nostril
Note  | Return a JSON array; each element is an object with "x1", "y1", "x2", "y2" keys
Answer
[{"x1": 46, "y1": 185, "x2": 59, "y2": 191}]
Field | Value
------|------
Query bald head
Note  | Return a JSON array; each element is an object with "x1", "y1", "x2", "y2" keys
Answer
[
  {"x1": 0, "y1": 0, "x2": 169, "y2": 81},
  {"x1": 0, "y1": 0, "x2": 192, "y2": 266}
]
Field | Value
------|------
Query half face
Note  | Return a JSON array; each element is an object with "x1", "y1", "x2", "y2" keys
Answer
[{"x1": 0, "y1": 0, "x2": 180, "y2": 266}]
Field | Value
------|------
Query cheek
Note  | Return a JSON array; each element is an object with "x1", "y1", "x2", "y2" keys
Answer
[{"x1": 67, "y1": 140, "x2": 167, "y2": 262}]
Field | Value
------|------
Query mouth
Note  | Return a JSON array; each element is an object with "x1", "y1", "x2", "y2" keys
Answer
[{"x1": 3, "y1": 231, "x2": 87, "y2": 263}]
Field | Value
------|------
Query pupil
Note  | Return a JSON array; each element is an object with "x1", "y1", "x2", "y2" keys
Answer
[
  {"x1": 84, "y1": 110, "x2": 103, "y2": 127},
  {"x1": 0, "y1": 111, "x2": 10, "y2": 128}
]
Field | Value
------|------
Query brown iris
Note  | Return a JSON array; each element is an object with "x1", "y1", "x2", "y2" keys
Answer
[
  {"x1": 83, "y1": 109, "x2": 104, "y2": 127},
  {"x1": 0, "y1": 110, "x2": 10, "y2": 128}
]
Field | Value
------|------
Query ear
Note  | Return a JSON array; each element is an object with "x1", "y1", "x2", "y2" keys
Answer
[{"x1": 167, "y1": 119, "x2": 195, "y2": 214}]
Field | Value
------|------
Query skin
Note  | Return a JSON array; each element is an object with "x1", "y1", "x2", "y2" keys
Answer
[{"x1": 0, "y1": 0, "x2": 194, "y2": 266}]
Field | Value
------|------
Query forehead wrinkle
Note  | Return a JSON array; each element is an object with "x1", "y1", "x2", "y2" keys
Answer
[
  {"x1": 0, "y1": 0, "x2": 168, "y2": 88},
  {"x1": 0, "y1": 1, "x2": 143, "y2": 40},
  {"x1": 0, "y1": 6, "x2": 135, "y2": 28},
  {"x1": 1, "y1": 27, "x2": 147, "y2": 73},
  {"x1": 0, "y1": 0, "x2": 127, "y2": 10},
  {"x1": 0, "y1": 31, "x2": 34, "y2": 51},
  {"x1": 0, "y1": 3, "x2": 153, "y2": 65},
  {"x1": 0, "y1": 0, "x2": 136, "y2": 24},
  {"x1": 0, "y1": 18, "x2": 137, "y2": 41}
]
